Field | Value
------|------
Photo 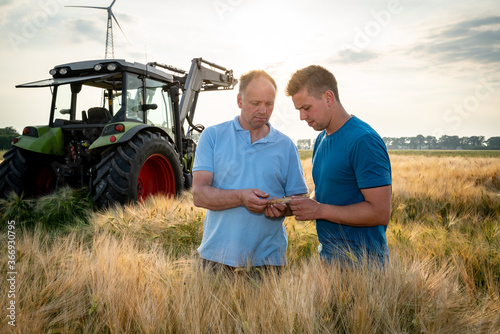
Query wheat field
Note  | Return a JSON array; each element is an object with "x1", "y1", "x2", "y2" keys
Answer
[{"x1": 0, "y1": 152, "x2": 499, "y2": 333}]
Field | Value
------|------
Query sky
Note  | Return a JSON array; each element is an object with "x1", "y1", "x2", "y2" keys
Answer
[{"x1": 0, "y1": 0, "x2": 499, "y2": 141}]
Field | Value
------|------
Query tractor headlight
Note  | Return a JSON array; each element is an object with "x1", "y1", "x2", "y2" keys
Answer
[
  {"x1": 49, "y1": 69, "x2": 57, "y2": 76},
  {"x1": 94, "y1": 64, "x2": 103, "y2": 71},
  {"x1": 59, "y1": 68, "x2": 68, "y2": 75},
  {"x1": 106, "y1": 63, "x2": 118, "y2": 71}
]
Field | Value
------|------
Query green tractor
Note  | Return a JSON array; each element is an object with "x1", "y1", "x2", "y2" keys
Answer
[{"x1": 0, "y1": 58, "x2": 237, "y2": 206}]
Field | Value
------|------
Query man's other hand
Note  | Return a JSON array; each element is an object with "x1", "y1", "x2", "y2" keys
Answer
[
  {"x1": 241, "y1": 189, "x2": 269, "y2": 213},
  {"x1": 265, "y1": 197, "x2": 288, "y2": 218},
  {"x1": 290, "y1": 196, "x2": 321, "y2": 221}
]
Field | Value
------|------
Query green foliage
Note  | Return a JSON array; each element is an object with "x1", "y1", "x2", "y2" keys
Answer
[
  {"x1": 91, "y1": 194, "x2": 205, "y2": 257},
  {"x1": 34, "y1": 187, "x2": 95, "y2": 228},
  {"x1": 485, "y1": 136, "x2": 500, "y2": 149},
  {"x1": 286, "y1": 219, "x2": 319, "y2": 264},
  {"x1": 383, "y1": 135, "x2": 500, "y2": 150},
  {"x1": 0, "y1": 126, "x2": 19, "y2": 150},
  {"x1": 299, "y1": 149, "x2": 313, "y2": 160},
  {"x1": 0, "y1": 192, "x2": 34, "y2": 224},
  {"x1": 0, "y1": 187, "x2": 95, "y2": 230},
  {"x1": 0, "y1": 126, "x2": 19, "y2": 136},
  {"x1": 392, "y1": 194, "x2": 499, "y2": 226}
]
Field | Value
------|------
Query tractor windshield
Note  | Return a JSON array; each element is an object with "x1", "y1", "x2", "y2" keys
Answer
[
  {"x1": 125, "y1": 74, "x2": 175, "y2": 134},
  {"x1": 125, "y1": 74, "x2": 144, "y2": 122},
  {"x1": 145, "y1": 79, "x2": 174, "y2": 128},
  {"x1": 50, "y1": 74, "x2": 122, "y2": 126}
]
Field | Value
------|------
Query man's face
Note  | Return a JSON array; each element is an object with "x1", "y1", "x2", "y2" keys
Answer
[
  {"x1": 237, "y1": 77, "x2": 276, "y2": 131},
  {"x1": 292, "y1": 88, "x2": 330, "y2": 132}
]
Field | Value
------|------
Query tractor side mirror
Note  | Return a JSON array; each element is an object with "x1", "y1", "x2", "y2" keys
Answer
[
  {"x1": 143, "y1": 104, "x2": 158, "y2": 111},
  {"x1": 131, "y1": 104, "x2": 158, "y2": 112}
]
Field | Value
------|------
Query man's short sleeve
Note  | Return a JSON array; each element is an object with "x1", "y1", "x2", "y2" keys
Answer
[
  {"x1": 351, "y1": 134, "x2": 391, "y2": 189},
  {"x1": 193, "y1": 127, "x2": 215, "y2": 173}
]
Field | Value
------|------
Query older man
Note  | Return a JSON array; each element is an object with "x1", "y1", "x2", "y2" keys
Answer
[{"x1": 192, "y1": 70, "x2": 307, "y2": 270}]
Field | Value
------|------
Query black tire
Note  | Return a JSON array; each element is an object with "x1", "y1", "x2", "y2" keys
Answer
[
  {"x1": 93, "y1": 131, "x2": 183, "y2": 207},
  {"x1": 0, "y1": 148, "x2": 56, "y2": 198}
]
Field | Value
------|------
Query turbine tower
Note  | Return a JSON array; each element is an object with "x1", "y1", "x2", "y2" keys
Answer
[{"x1": 67, "y1": 0, "x2": 127, "y2": 59}]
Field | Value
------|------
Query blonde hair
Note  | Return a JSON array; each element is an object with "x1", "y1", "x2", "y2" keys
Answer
[{"x1": 286, "y1": 65, "x2": 340, "y2": 101}]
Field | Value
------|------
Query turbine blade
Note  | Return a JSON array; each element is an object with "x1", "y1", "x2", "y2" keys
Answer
[
  {"x1": 111, "y1": 11, "x2": 130, "y2": 44},
  {"x1": 109, "y1": 0, "x2": 117, "y2": 9},
  {"x1": 66, "y1": 6, "x2": 108, "y2": 10}
]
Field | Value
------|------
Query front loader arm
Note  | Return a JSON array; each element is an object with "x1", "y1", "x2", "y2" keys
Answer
[
  {"x1": 147, "y1": 58, "x2": 237, "y2": 129},
  {"x1": 178, "y1": 58, "x2": 237, "y2": 127}
]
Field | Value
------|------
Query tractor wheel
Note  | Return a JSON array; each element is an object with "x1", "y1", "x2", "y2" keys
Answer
[
  {"x1": 93, "y1": 131, "x2": 183, "y2": 207},
  {"x1": 0, "y1": 148, "x2": 57, "y2": 198}
]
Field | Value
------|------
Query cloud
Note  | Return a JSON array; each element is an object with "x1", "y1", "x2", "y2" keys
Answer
[
  {"x1": 323, "y1": 15, "x2": 500, "y2": 70},
  {"x1": 326, "y1": 49, "x2": 379, "y2": 65},
  {"x1": 410, "y1": 16, "x2": 500, "y2": 65},
  {"x1": 113, "y1": 11, "x2": 134, "y2": 25},
  {"x1": 0, "y1": 0, "x2": 14, "y2": 6},
  {"x1": 65, "y1": 18, "x2": 103, "y2": 42},
  {"x1": 64, "y1": 4, "x2": 134, "y2": 40},
  {"x1": 325, "y1": 49, "x2": 380, "y2": 65}
]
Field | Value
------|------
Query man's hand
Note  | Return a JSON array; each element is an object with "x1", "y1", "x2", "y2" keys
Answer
[
  {"x1": 290, "y1": 196, "x2": 321, "y2": 221},
  {"x1": 194, "y1": 171, "x2": 270, "y2": 212},
  {"x1": 265, "y1": 197, "x2": 288, "y2": 218},
  {"x1": 241, "y1": 189, "x2": 270, "y2": 213},
  {"x1": 290, "y1": 186, "x2": 391, "y2": 226}
]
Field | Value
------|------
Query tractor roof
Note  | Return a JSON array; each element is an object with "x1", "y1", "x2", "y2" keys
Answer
[
  {"x1": 57, "y1": 59, "x2": 175, "y2": 82},
  {"x1": 18, "y1": 59, "x2": 176, "y2": 88}
]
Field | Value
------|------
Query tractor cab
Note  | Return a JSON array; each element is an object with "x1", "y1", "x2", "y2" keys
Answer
[{"x1": 17, "y1": 60, "x2": 177, "y2": 143}]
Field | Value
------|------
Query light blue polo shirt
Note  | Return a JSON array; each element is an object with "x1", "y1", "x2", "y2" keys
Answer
[{"x1": 193, "y1": 116, "x2": 308, "y2": 267}]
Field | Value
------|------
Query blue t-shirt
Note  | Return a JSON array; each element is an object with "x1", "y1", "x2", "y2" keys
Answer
[
  {"x1": 312, "y1": 115, "x2": 391, "y2": 263},
  {"x1": 193, "y1": 116, "x2": 308, "y2": 267}
]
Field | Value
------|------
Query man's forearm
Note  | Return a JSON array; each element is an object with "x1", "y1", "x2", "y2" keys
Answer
[
  {"x1": 193, "y1": 185, "x2": 243, "y2": 211},
  {"x1": 291, "y1": 186, "x2": 391, "y2": 226},
  {"x1": 318, "y1": 201, "x2": 390, "y2": 227}
]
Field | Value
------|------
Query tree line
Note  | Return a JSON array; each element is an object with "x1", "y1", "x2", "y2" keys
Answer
[
  {"x1": 2, "y1": 127, "x2": 499, "y2": 151},
  {"x1": 0, "y1": 127, "x2": 19, "y2": 150},
  {"x1": 296, "y1": 135, "x2": 500, "y2": 150}
]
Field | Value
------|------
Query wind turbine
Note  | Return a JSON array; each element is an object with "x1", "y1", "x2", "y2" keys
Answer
[{"x1": 67, "y1": 0, "x2": 128, "y2": 59}]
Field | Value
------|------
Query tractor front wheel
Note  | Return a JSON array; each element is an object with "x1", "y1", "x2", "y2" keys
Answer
[{"x1": 93, "y1": 131, "x2": 183, "y2": 206}]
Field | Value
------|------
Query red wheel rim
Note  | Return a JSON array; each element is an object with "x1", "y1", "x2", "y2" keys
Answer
[
  {"x1": 137, "y1": 154, "x2": 175, "y2": 201},
  {"x1": 35, "y1": 166, "x2": 56, "y2": 197}
]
